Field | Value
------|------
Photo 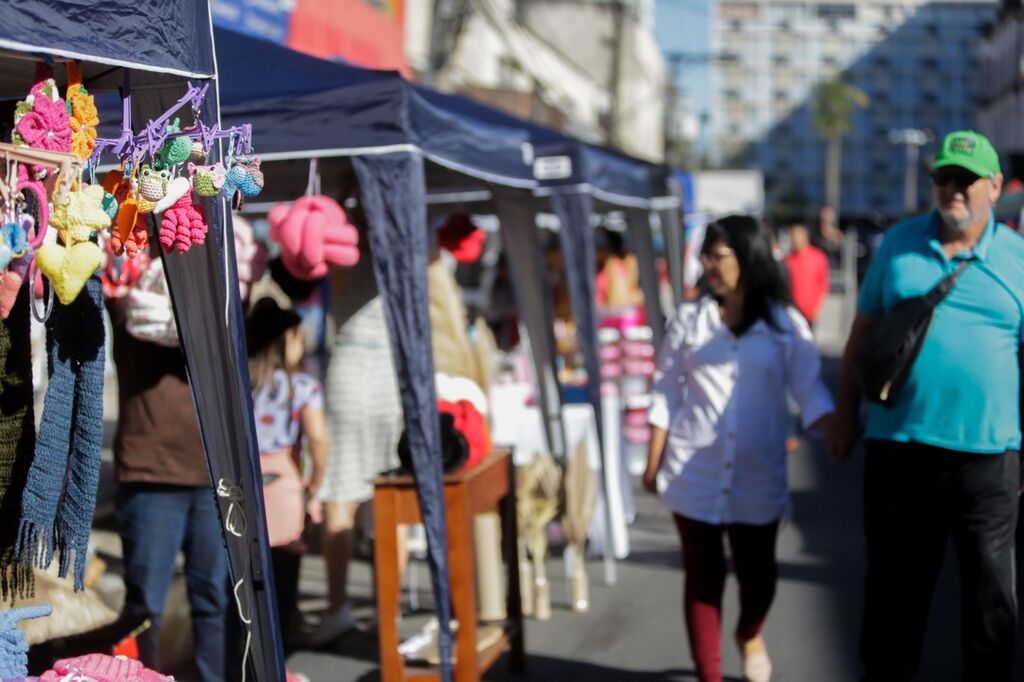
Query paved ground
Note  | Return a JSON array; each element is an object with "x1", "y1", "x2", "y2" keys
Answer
[{"x1": 79, "y1": 297, "x2": 1024, "y2": 681}]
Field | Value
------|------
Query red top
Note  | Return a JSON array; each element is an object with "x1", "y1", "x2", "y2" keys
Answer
[{"x1": 785, "y1": 246, "x2": 830, "y2": 323}]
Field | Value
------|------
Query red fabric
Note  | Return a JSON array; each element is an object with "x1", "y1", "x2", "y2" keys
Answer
[
  {"x1": 784, "y1": 246, "x2": 830, "y2": 323},
  {"x1": 438, "y1": 400, "x2": 491, "y2": 469},
  {"x1": 437, "y1": 213, "x2": 486, "y2": 263}
]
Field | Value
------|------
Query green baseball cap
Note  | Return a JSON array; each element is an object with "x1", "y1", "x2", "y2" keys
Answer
[{"x1": 930, "y1": 130, "x2": 1001, "y2": 178}]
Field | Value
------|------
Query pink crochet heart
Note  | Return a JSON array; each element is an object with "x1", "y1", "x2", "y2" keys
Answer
[
  {"x1": 268, "y1": 195, "x2": 359, "y2": 280},
  {"x1": 0, "y1": 271, "x2": 24, "y2": 318}
]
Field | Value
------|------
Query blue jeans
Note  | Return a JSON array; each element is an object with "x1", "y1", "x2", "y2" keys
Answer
[{"x1": 117, "y1": 483, "x2": 228, "y2": 682}]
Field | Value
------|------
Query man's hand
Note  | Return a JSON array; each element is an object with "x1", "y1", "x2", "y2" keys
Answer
[{"x1": 826, "y1": 407, "x2": 859, "y2": 463}]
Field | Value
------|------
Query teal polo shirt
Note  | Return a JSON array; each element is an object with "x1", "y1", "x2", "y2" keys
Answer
[{"x1": 858, "y1": 211, "x2": 1024, "y2": 453}]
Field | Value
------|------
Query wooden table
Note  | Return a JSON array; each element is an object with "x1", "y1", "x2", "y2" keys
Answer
[{"x1": 373, "y1": 450, "x2": 525, "y2": 681}]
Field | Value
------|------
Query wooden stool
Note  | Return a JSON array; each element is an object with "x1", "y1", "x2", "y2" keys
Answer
[{"x1": 373, "y1": 451, "x2": 525, "y2": 681}]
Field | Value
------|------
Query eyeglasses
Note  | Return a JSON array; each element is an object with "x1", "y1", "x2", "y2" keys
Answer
[
  {"x1": 700, "y1": 248, "x2": 735, "y2": 265},
  {"x1": 931, "y1": 168, "x2": 984, "y2": 190}
]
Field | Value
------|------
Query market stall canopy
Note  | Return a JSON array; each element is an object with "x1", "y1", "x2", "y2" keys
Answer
[
  {"x1": 216, "y1": 28, "x2": 536, "y2": 189},
  {"x1": 0, "y1": 1, "x2": 215, "y2": 93},
  {"x1": 0, "y1": 4, "x2": 287, "y2": 680}
]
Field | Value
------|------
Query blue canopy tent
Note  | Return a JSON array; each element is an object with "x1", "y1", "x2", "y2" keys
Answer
[
  {"x1": 0, "y1": 3, "x2": 286, "y2": 680},
  {"x1": 216, "y1": 26, "x2": 558, "y2": 679}
]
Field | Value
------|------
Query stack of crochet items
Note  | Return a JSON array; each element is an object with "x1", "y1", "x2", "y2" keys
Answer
[{"x1": 37, "y1": 654, "x2": 171, "y2": 682}]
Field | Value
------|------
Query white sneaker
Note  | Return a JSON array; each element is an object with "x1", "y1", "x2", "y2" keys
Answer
[{"x1": 306, "y1": 604, "x2": 358, "y2": 648}]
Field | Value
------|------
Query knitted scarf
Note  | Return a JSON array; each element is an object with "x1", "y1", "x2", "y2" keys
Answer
[
  {"x1": 0, "y1": 286, "x2": 37, "y2": 602},
  {"x1": 17, "y1": 273, "x2": 105, "y2": 591}
]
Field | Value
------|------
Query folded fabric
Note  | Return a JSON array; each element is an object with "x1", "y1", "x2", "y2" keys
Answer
[
  {"x1": 436, "y1": 213, "x2": 485, "y2": 263},
  {"x1": 39, "y1": 653, "x2": 171, "y2": 682},
  {"x1": 438, "y1": 400, "x2": 491, "y2": 470},
  {"x1": 268, "y1": 196, "x2": 359, "y2": 280}
]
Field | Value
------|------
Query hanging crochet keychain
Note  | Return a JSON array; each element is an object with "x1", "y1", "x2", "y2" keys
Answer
[
  {"x1": 65, "y1": 62, "x2": 98, "y2": 162},
  {"x1": 36, "y1": 183, "x2": 110, "y2": 304},
  {"x1": 12, "y1": 64, "x2": 72, "y2": 180}
]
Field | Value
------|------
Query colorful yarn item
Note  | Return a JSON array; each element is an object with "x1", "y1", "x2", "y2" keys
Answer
[
  {"x1": 0, "y1": 604, "x2": 51, "y2": 679},
  {"x1": 111, "y1": 211, "x2": 150, "y2": 259},
  {"x1": 219, "y1": 164, "x2": 248, "y2": 201},
  {"x1": 42, "y1": 185, "x2": 109, "y2": 303},
  {"x1": 136, "y1": 165, "x2": 170, "y2": 202},
  {"x1": 153, "y1": 176, "x2": 191, "y2": 214},
  {"x1": 16, "y1": 274, "x2": 105, "y2": 592},
  {"x1": 39, "y1": 652, "x2": 173, "y2": 682},
  {"x1": 159, "y1": 119, "x2": 192, "y2": 167},
  {"x1": 234, "y1": 156, "x2": 264, "y2": 197},
  {"x1": 268, "y1": 195, "x2": 359, "y2": 280},
  {"x1": 159, "y1": 195, "x2": 207, "y2": 254},
  {"x1": 188, "y1": 161, "x2": 225, "y2": 197},
  {"x1": 13, "y1": 76, "x2": 71, "y2": 156},
  {"x1": 65, "y1": 63, "x2": 99, "y2": 161}
]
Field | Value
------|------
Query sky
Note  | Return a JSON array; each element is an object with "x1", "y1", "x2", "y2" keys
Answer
[{"x1": 654, "y1": 0, "x2": 713, "y2": 142}]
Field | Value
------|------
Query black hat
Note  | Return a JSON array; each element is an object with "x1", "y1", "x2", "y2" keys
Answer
[{"x1": 246, "y1": 297, "x2": 302, "y2": 357}]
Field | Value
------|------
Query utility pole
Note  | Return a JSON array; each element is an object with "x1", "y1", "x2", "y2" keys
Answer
[
  {"x1": 606, "y1": 0, "x2": 626, "y2": 147},
  {"x1": 425, "y1": 0, "x2": 463, "y2": 87},
  {"x1": 663, "y1": 52, "x2": 685, "y2": 161},
  {"x1": 889, "y1": 128, "x2": 931, "y2": 216}
]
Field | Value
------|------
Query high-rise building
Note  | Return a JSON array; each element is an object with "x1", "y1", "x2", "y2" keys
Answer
[
  {"x1": 710, "y1": 0, "x2": 997, "y2": 218},
  {"x1": 979, "y1": 0, "x2": 1024, "y2": 180}
]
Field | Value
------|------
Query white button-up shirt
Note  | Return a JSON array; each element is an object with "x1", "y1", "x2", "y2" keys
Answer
[{"x1": 648, "y1": 298, "x2": 834, "y2": 525}]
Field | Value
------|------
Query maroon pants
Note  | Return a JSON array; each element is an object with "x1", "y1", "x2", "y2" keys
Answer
[{"x1": 673, "y1": 514, "x2": 780, "y2": 682}]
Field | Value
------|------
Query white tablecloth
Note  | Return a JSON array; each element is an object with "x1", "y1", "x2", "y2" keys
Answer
[{"x1": 490, "y1": 383, "x2": 633, "y2": 559}]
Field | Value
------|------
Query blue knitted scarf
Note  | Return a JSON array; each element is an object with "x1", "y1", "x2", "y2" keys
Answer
[
  {"x1": 0, "y1": 286, "x2": 36, "y2": 602},
  {"x1": 16, "y1": 273, "x2": 105, "y2": 591}
]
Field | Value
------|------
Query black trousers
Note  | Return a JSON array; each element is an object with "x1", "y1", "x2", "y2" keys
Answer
[{"x1": 861, "y1": 441, "x2": 1019, "y2": 682}]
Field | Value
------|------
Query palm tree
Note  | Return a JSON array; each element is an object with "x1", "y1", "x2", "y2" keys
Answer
[{"x1": 811, "y1": 77, "x2": 869, "y2": 218}]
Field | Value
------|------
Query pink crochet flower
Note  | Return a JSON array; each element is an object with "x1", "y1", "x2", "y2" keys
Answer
[{"x1": 16, "y1": 91, "x2": 71, "y2": 152}]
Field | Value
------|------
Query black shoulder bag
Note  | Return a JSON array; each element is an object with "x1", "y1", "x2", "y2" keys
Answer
[{"x1": 856, "y1": 259, "x2": 972, "y2": 404}]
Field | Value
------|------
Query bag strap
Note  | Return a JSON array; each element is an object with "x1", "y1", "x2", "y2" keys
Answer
[{"x1": 923, "y1": 258, "x2": 972, "y2": 307}]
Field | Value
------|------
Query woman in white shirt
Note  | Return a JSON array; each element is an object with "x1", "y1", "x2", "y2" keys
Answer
[{"x1": 644, "y1": 215, "x2": 834, "y2": 682}]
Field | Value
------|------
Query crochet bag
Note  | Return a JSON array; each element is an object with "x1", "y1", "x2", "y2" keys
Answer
[{"x1": 268, "y1": 195, "x2": 359, "y2": 281}]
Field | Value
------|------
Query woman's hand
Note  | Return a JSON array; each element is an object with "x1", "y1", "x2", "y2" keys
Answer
[{"x1": 642, "y1": 466, "x2": 659, "y2": 495}]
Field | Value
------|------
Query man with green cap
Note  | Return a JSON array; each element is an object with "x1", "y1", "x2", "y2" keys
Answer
[{"x1": 830, "y1": 130, "x2": 1024, "y2": 681}]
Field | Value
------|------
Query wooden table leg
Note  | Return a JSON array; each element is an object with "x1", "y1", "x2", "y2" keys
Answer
[
  {"x1": 447, "y1": 486, "x2": 479, "y2": 681},
  {"x1": 374, "y1": 489, "x2": 403, "y2": 682},
  {"x1": 502, "y1": 457, "x2": 525, "y2": 673}
]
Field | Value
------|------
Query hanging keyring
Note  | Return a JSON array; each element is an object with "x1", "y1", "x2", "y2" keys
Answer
[{"x1": 28, "y1": 259, "x2": 55, "y2": 323}]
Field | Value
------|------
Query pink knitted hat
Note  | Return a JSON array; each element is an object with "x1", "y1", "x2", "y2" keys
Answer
[{"x1": 268, "y1": 195, "x2": 359, "y2": 281}]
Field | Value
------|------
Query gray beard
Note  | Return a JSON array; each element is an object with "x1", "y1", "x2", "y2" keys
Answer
[{"x1": 938, "y1": 208, "x2": 972, "y2": 235}]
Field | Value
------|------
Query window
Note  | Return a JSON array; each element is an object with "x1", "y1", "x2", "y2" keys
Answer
[{"x1": 817, "y1": 3, "x2": 856, "y2": 21}]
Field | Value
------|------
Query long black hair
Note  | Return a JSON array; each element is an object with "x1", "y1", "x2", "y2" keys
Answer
[{"x1": 701, "y1": 214, "x2": 793, "y2": 335}]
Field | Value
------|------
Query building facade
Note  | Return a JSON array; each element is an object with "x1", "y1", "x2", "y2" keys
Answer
[
  {"x1": 978, "y1": 0, "x2": 1024, "y2": 179},
  {"x1": 406, "y1": 0, "x2": 667, "y2": 162},
  {"x1": 710, "y1": 0, "x2": 996, "y2": 218}
]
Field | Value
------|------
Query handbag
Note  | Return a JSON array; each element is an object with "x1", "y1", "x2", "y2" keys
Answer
[{"x1": 856, "y1": 259, "x2": 971, "y2": 404}]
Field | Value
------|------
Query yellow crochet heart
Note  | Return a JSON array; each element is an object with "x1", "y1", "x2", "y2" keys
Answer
[
  {"x1": 36, "y1": 241, "x2": 102, "y2": 304},
  {"x1": 50, "y1": 184, "x2": 111, "y2": 244}
]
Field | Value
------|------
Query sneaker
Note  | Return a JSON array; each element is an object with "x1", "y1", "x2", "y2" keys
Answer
[{"x1": 306, "y1": 604, "x2": 358, "y2": 648}]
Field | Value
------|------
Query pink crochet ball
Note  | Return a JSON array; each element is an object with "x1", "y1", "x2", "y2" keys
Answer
[{"x1": 268, "y1": 195, "x2": 359, "y2": 281}]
